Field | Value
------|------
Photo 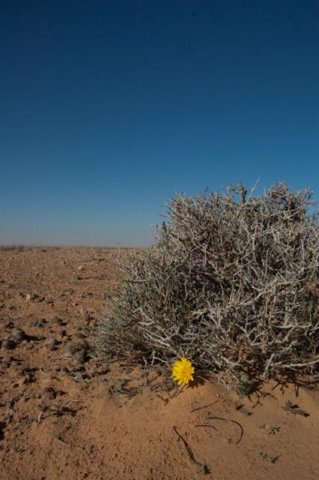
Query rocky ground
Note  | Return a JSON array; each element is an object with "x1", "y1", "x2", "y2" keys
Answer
[{"x1": 0, "y1": 247, "x2": 319, "y2": 480}]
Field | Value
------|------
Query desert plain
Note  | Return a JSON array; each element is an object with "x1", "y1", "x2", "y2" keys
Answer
[{"x1": 0, "y1": 247, "x2": 319, "y2": 480}]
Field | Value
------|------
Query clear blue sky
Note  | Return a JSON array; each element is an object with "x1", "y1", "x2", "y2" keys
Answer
[{"x1": 1, "y1": 0, "x2": 318, "y2": 246}]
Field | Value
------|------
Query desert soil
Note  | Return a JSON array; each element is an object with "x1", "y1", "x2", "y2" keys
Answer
[{"x1": 0, "y1": 247, "x2": 319, "y2": 480}]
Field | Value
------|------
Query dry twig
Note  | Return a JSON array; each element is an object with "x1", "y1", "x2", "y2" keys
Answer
[{"x1": 172, "y1": 426, "x2": 210, "y2": 475}]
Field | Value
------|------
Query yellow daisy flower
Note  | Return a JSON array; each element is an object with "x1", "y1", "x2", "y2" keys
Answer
[{"x1": 171, "y1": 357, "x2": 195, "y2": 386}]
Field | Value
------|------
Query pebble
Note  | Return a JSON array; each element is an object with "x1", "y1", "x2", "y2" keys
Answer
[
  {"x1": 75, "y1": 350, "x2": 87, "y2": 364},
  {"x1": 4, "y1": 321, "x2": 15, "y2": 329},
  {"x1": 12, "y1": 328, "x2": 26, "y2": 343},
  {"x1": 32, "y1": 319, "x2": 47, "y2": 328},
  {"x1": 73, "y1": 371, "x2": 86, "y2": 381},
  {"x1": 22, "y1": 372, "x2": 34, "y2": 384},
  {"x1": 48, "y1": 338, "x2": 59, "y2": 351},
  {"x1": 26, "y1": 293, "x2": 45, "y2": 302},
  {"x1": 65, "y1": 341, "x2": 89, "y2": 363},
  {"x1": 2, "y1": 339, "x2": 17, "y2": 350},
  {"x1": 65, "y1": 340, "x2": 89, "y2": 355},
  {"x1": 51, "y1": 315, "x2": 66, "y2": 326},
  {"x1": 41, "y1": 386, "x2": 57, "y2": 400},
  {"x1": 55, "y1": 365, "x2": 69, "y2": 373},
  {"x1": 26, "y1": 293, "x2": 36, "y2": 301},
  {"x1": 73, "y1": 332, "x2": 87, "y2": 340}
]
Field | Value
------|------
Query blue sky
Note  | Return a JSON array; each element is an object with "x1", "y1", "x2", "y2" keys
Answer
[{"x1": 1, "y1": 0, "x2": 318, "y2": 246}]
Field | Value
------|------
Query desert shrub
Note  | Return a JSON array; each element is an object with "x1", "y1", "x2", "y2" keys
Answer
[
  {"x1": 98, "y1": 183, "x2": 319, "y2": 380},
  {"x1": 0, "y1": 245, "x2": 25, "y2": 252}
]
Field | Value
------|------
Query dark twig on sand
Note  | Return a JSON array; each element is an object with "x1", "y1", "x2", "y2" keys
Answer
[
  {"x1": 172, "y1": 426, "x2": 210, "y2": 475},
  {"x1": 206, "y1": 416, "x2": 244, "y2": 445}
]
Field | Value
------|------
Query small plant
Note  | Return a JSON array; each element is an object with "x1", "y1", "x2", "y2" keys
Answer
[
  {"x1": 259, "y1": 424, "x2": 280, "y2": 435},
  {"x1": 171, "y1": 358, "x2": 195, "y2": 386},
  {"x1": 97, "y1": 183, "x2": 319, "y2": 383}
]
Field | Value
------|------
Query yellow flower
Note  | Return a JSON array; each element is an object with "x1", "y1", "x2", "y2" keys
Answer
[{"x1": 171, "y1": 357, "x2": 195, "y2": 386}]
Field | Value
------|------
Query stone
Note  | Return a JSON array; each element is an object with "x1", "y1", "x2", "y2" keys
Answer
[
  {"x1": 65, "y1": 341, "x2": 89, "y2": 363},
  {"x1": 51, "y1": 315, "x2": 65, "y2": 326},
  {"x1": 2, "y1": 339, "x2": 17, "y2": 350},
  {"x1": 73, "y1": 332, "x2": 87, "y2": 340},
  {"x1": 26, "y1": 293, "x2": 36, "y2": 301},
  {"x1": 22, "y1": 369, "x2": 35, "y2": 384},
  {"x1": 4, "y1": 321, "x2": 15, "y2": 329},
  {"x1": 32, "y1": 319, "x2": 47, "y2": 328},
  {"x1": 12, "y1": 328, "x2": 26, "y2": 343},
  {"x1": 47, "y1": 338, "x2": 58, "y2": 351},
  {"x1": 41, "y1": 386, "x2": 57, "y2": 400}
]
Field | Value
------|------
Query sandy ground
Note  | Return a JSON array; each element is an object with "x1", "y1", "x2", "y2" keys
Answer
[{"x1": 0, "y1": 247, "x2": 319, "y2": 480}]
